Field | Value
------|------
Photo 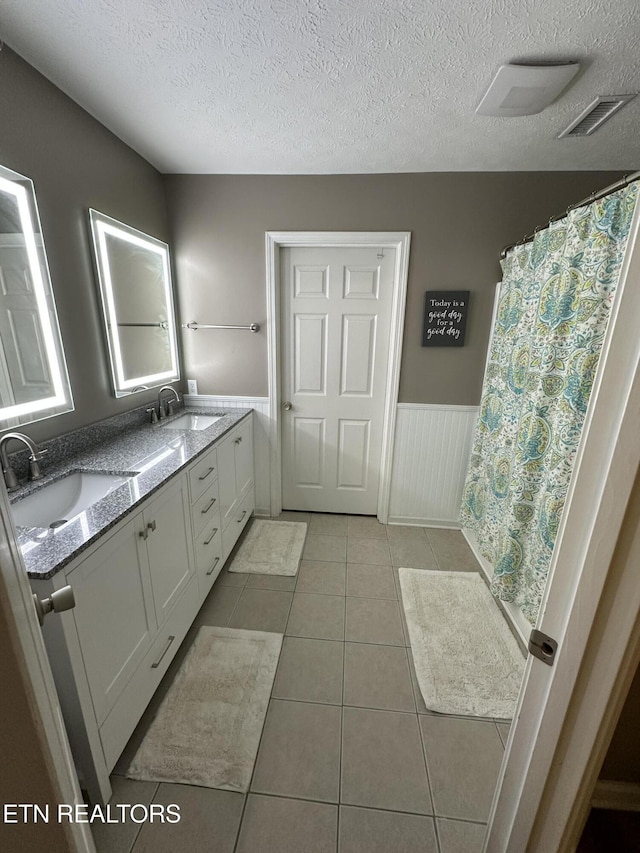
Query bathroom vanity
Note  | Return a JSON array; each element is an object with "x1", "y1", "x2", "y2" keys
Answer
[{"x1": 15, "y1": 407, "x2": 254, "y2": 805}]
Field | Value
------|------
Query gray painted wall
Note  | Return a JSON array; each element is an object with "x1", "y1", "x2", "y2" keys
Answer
[
  {"x1": 0, "y1": 47, "x2": 178, "y2": 443},
  {"x1": 164, "y1": 172, "x2": 623, "y2": 404}
]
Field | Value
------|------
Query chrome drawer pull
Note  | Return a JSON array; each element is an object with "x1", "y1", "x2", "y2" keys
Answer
[
  {"x1": 237, "y1": 510, "x2": 247, "y2": 523},
  {"x1": 151, "y1": 635, "x2": 175, "y2": 669},
  {"x1": 203, "y1": 528, "x2": 218, "y2": 546},
  {"x1": 201, "y1": 497, "x2": 217, "y2": 514},
  {"x1": 198, "y1": 466, "x2": 215, "y2": 481},
  {"x1": 206, "y1": 557, "x2": 220, "y2": 576}
]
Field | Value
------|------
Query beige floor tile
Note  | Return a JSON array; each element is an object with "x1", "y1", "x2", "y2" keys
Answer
[
  {"x1": 426, "y1": 528, "x2": 482, "y2": 573},
  {"x1": 286, "y1": 592, "x2": 345, "y2": 640},
  {"x1": 339, "y1": 806, "x2": 438, "y2": 853},
  {"x1": 227, "y1": 587, "x2": 293, "y2": 633},
  {"x1": 346, "y1": 537, "x2": 391, "y2": 566},
  {"x1": 131, "y1": 784, "x2": 244, "y2": 853},
  {"x1": 345, "y1": 597, "x2": 405, "y2": 646},
  {"x1": 496, "y1": 722, "x2": 511, "y2": 747},
  {"x1": 437, "y1": 818, "x2": 487, "y2": 853},
  {"x1": 389, "y1": 537, "x2": 439, "y2": 569},
  {"x1": 341, "y1": 707, "x2": 432, "y2": 814},
  {"x1": 237, "y1": 795, "x2": 337, "y2": 853},
  {"x1": 252, "y1": 699, "x2": 341, "y2": 802},
  {"x1": 347, "y1": 516, "x2": 388, "y2": 539},
  {"x1": 303, "y1": 533, "x2": 348, "y2": 562},
  {"x1": 273, "y1": 637, "x2": 343, "y2": 705},
  {"x1": 346, "y1": 563, "x2": 397, "y2": 599},
  {"x1": 343, "y1": 643, "x2": 415, "y2": 712},
  {"x1": 386, "y1": 524, "x2": 428, "y2": 541},
  {"x1": 92, "y1": 776, "x2": 158, "y2": 853},
  {"x1": 296, "y1": 560, "x2": 347, "y2": 595},
  {"x1": 216, "y1": 562, "x2": 249, "y2": 587},
  {"x1": 419, "y1": 716, "x2": 504, "y2": 822},
  {"x1": 272, "y1": 511, "x2": 312, "y2": 523},
  {"x1": 193, "y1": 584, "x2": 243, "y2": 627},
  {"x1": 309, "y1": 513, "x2": 349, "y2": 535},
  {"x1": 244, "y1": 572, "x2": 298, "y2": 591}
]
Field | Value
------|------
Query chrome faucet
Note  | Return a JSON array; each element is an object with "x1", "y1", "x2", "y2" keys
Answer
[
  {"x1": 0, "y1": 432, "x2": 47, "y2": 492},
  {"x1": 157, "y1": 385, "x2": 180, "y2": 419}
]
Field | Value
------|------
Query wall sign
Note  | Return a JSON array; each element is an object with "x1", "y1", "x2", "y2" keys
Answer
[{"x1": 422, "y1": 290, "x2": 470, "y2": 347}]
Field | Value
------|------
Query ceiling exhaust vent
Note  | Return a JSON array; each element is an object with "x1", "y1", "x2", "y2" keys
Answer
[{"x1": 558, "y1": 94, "x2": 636, "y2": 138}]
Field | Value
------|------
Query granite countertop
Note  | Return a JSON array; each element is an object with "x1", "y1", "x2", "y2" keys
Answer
[{"x1": 12, "y1": 407, "x2": 251, "y2": 580}]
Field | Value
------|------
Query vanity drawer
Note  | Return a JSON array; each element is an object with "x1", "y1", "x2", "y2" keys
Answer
[
  {"x1": 221, "y1": 487, "x2": 255, "y2": 561},
  {"x1": 195, "y1": 519, "x2": 222, "y2": 583},
  {"x1": 191, "y1": 480, "x2": 220, "y2": 538},
  {"x1": 99, "y1": 575, "x2": 199, "y2": 771},
  {"x1": 189, "y1": 447, "x2": 218, "y2": 502}
]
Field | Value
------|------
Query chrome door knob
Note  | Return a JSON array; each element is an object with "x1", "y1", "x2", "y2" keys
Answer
[
  {"x1": 33, "y1": 585, "x2": 76, "y2": 626},
  {"x1": 283, "y1": 401, "x2": 293, "y2": 411}
]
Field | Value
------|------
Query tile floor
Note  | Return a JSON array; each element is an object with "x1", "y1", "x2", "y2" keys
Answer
[{"x1": 93, "y1": 513, "x2": 510, "y2": 853}]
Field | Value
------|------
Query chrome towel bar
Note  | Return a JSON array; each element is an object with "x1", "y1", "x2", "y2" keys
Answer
[{"x1": 182, "y1": 321, "x2": 260, "y2": 332}]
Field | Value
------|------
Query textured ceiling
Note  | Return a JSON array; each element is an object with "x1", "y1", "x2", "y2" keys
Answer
[{"x1": 1, "y1": 0, "x2": 639, "y2": 173}]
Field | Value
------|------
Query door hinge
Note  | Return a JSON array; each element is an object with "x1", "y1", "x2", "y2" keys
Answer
[{"x1": 528, "y1": 629, "x2": 558, "y2": 666}]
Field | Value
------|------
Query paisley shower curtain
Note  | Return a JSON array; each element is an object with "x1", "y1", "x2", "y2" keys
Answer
[{"x1": 461, "y1": 181, "x2": 638, "y2": 625}]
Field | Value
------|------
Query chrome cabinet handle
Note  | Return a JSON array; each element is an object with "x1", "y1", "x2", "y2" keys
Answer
[
  {"x1": 206, "y1": 557, "x2": 220, "y2": 576},
  {"x1": 234, "y1": 436, "x2": 242, "y2": 444},
  {"x1": 151, "y1": 635, "x2": 175, "y2": 669},
  {"x1": 203, "y1": 528, "x2": 218, "y2": 545},
  {"x1": 283, "y1": 401, "x2": 292, "y2": 411},
  {"x1": 237, "y1": 510, "x2": 247, "y2": 524},
  {"x1": 201, "y1": 497, "x2": 216, "y2": 514},
  {"x1": 140, "y1": 520, "x2": 156, "y2": 539},
  {"x1": 198, "y1": 466, "x2": 215, "y2": 480}
]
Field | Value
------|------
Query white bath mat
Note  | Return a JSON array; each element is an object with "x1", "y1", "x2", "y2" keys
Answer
[
  {"x1": 228, "y1": 519, "x2": 307, "y2": 576},
  {"x1": 398, "y1": 569, "x2": 525, "y2": 718},
  {"x1": 127, "y1": 627, "x2": 282, "y2": 792}
]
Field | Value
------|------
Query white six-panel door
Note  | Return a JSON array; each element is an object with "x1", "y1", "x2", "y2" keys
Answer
[{"x1": 281, "y1": 246, "x2": 395, "y2": 514}]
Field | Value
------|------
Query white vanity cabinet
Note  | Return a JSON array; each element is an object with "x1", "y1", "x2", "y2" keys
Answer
[
  {"x1": 187, "y1": 444, "x2": 223, "y2": 596},
  {"x1": 140, "y1": 475, "x2": 194, "y2": 625},
  {"x1": 216, "y1": 415, "x2": 255, "y2": 559},
  {"x1": 31, "y1": 412, "x2": 254, "y2": 807}
]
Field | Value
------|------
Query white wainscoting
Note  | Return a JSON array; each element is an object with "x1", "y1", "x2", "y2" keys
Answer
[
  {"x1": 184, "y1": 395, "x2": 271, "y2": 516},
  {"x1": 387, "y1": 403, "x2": 478, "y2": 528}
]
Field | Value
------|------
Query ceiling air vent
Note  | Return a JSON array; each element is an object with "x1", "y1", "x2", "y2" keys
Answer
[{"x1": 558, "y1": 94, "x2": 636, "y2": 138}]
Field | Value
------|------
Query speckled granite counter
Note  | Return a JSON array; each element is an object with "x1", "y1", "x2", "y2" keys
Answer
[{"x1": 11, "y1": 407, "x2": 251, "y2": 580}]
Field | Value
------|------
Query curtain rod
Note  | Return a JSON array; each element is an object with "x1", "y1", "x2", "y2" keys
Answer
[
  {"x1": 182, "y1": 321, "x2": 260, "y2": 332},
  {"x1": 500, "y1": 169, "x2": 640, "y2": 259}
]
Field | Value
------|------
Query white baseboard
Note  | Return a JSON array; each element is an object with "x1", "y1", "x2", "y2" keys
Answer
[
  {"x1": 185, "y1": 395, "x2": 271, "y2": 515},
  {"x1": 592, "y1": 780, "x2": 640, "y2": 812},
  {"x1": 387, "y1": 516, "x2": 462, "y2": 529}
]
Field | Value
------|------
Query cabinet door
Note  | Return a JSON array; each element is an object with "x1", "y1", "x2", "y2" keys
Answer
[
  {"x1": 143, "y1": 475, "x2": 194, "y2": 626},
  {"x1": 234, "y1": 416, "x2": 254, "y2": 496},
  {"x1": 70, "y1": 518, "x2": 155, "y2": 726},
  {"x1": 217, "y1": 432, "x2": 238, "y2": 528}
]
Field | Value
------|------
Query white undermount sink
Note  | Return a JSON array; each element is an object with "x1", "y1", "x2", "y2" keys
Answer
[
  {"x1": 11, "y1": 471, "x2": 131, "y2": 529},
  {"x1": 161, "y1": 413, "x2": 222, "y2": 431}
]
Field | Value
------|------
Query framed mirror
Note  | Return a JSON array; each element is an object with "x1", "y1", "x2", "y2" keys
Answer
[
  {"x1": 0, "y1": 163, "x2": 73, "y2": 427},
  {"x1": 89, "y1": 210, "x2": 180, "y2": 397}
]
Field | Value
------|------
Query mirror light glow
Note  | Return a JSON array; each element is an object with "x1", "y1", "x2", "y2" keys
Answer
[
  {"x1": 0, "y1": 169, "x2": 73, "y2": 423},
  {"x1": 89, "y1": 210, "x2": 180, "y2": 396}
]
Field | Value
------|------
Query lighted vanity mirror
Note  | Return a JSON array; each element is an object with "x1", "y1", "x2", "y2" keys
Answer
[
  {"x1": 0, "y1": 164, "x2": 73, "y2": 427},
  {"x1": 89, "y1": 210, "x2": 180, "y2": 397}
]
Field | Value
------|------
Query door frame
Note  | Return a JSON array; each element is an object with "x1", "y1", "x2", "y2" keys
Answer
[
  {"x1": 265, "y1": 231, "x2": 411, "y2": 519},
  {"x1": 0, "y1": 483, "x2": 95, "y2": 852},
  {"x1": 485, "y1": 192, "x2": 640, "y2": 849}
]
